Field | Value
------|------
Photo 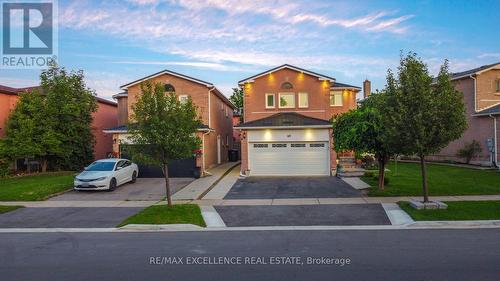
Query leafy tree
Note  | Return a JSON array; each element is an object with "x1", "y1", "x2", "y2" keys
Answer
[
  {"x1": 384, "y1": 53, "x2": 467, "y2": 202},
  {"x1": 1, "y1": 91, "x2": 62, "y2": 172},
  {"x1": 41, "y1": 64, "x2": 97, "y2": 170},
  {"x1": 229, "y1": 87, "x2": 243, "y2": 121},
  {"x1": 457, "y1": 140, "x2": 482, "y2": 164},
  {"x1": 128, "y1": 82, "x2": 202, "y2": 206},
  {"x1": 333, "y1": 93, "x2": 395, "y2": 190}
]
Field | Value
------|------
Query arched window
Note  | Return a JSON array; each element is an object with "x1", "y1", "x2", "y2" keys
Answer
[
  {"x1": 164, "y1": 83, "x2": 175, "y2": 93},
  {"x1": 281, "y1": 82, "x2": 293, "y2": 90}
]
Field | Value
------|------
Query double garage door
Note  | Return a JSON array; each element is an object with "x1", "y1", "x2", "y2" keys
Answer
[{"x1": 248, "y1": 142, "x2": 330, "y2": 176}]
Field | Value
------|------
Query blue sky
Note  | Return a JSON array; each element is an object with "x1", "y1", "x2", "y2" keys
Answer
[{"x1": 1, "y1": 0, "x2": 499, "y2": 100}]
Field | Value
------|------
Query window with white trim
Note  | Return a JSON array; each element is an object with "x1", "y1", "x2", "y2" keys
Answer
[
  {"x1": 265, "y1": 93, "x2": 275, "y2": 108},
  {"x1": 330, "y1": 91, "x2": 343, "y2": 106},
  {"x1": 279, "y1": 93, "x2": 295, "y2": 108},
  {"x1": 179, "y1": 95, "x2": 189, "y2": 104},
  {"x1": 298, "y1": 92, "x2": 308, "y2": 108}
]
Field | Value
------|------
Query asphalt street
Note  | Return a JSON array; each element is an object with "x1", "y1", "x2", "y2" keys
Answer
[{"x1": 1, "y1": 229, "x2": 499, "y2": 280}]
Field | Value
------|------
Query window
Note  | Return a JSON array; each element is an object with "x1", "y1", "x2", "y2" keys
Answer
[
  {"x1": 291, "y1": 143, "x2": 306, "y2": 148},
  {"x1": 298, "y1": 92, "x2": 308, "y2": 108},
  {"x1": 253, "y1": 144, "x2": 268, "y2": 148},
  {"x1": 225, "y1": 106, "x2": 228, "y2": 117},
  {"x1": 164, "y1": 84, "x2": 175, "y2": 93},
  {"x1": 496, "y1": 79, "x2": 500, "y2": 92},
  {"x1": 226, "y1": 135, "x2": 229, "y2": 146},
  {"x1": 310, "y1": 143, "x2": 325, "y2": 147},
  {"x1": 330, "y1": 91, "x2": 343, "y2": 106},
  {"x1": 279, "y1": 93, "x2": 295, "y2": 108},
  {"x1": 272, "y1": 143, "x2": 287, "y2": 148},
  {"x1": 281, "y1": 82, "x2": 293, "y2": 89},
  {"x1": 178, "y1": 95, "x2": 189, "y2": 104},
  {"x1": 265, "y1": 93, "x2": 275, "y2": 108}
]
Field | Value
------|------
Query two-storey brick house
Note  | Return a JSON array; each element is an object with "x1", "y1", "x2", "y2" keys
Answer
[
  {"x1": 104, "y1": 69, "x2": 235, "y2": 178},
  {"x1": 235, "y1": 64, "x2": 361, "y2": 176},
  {"x1": 429, "y1": 62, "x2": 500, "y2": 166}
]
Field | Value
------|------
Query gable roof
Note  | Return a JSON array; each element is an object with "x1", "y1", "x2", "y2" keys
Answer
[
  {"x1": 119, "y1": 69, "x2": 236, "y2": 109},
  {"x1": 449, "y1": 62, "x2": 500, "y2": 81},
  {"x1": 235, "y1": 112, "x2": 332, "y2": 129},
  {"x1": 0, "y1": 85, "x2": 39, "y2": 95},
  {"x1": 103, "y1": 123, "x2": 211, "y2": 133},
  {"x1": 473, "y1": 103, "x2": 500, "y2": 116},
  {"x1": 121, "y1": 69, "x2": 214, "y2": 89},
  {"x1": 238, "y1": 64, "x2": 336, "y2": 85}
]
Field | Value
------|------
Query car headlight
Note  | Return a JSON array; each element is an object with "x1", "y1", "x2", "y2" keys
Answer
[{"x1": 94, "y1": 177, "x2": 108, "y2": 181}]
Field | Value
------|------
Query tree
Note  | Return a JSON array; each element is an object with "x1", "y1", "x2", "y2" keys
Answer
[
  {"x1": 128, "y1": 82, "x2": 202, "y2": 206},
  {"x1": 333, "y1": 93, "x2": 394, "y2": 190},
  {"x1": 384, "y1": 53, "x2": 467, "y2": 202},
  {"x1": 229, "y1": 87, "x2": 243, "y2": 121},
  {"x1": 41, "y1": 64, "x2": 97, "y2": 170},
  {"x1": 457, "y1": 140, "x2": 482, "y2": 164},
  {"x1": 1, "y1": 91, "x2": 62, "y2": 172}
]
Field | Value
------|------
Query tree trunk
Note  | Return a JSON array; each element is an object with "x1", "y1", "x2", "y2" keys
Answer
[
  {"x1": 41, "y1": 158, "x2": 48, "y2": 173},
  {"x1": 26, "y1": 158, "x2": 31, "y2": 174},
  {"x1": 419, "y1": 154, "x2": 429, "y2": 203},
  {"x1": 163, "y1": 163, "x2": 172, "y2": 206},
  {"x1": 377, "y1": 158, "x2": 386, "y2": 191}
]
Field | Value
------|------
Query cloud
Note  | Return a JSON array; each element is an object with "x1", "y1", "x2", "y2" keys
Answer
[
  {"x1": 478, "y1": 53, "x2": 500, "y2": 59},
  {"x1": 111, "y1": 60, "x2": 256, "y2": 72}
]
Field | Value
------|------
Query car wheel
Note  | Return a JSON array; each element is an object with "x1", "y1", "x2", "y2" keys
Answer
[
  {"x1": 108, "y1": 178, "x2": 117, "y2": 191},
  {"x1": 131, "y1": 171, "x2": 137, "y2": 183}
]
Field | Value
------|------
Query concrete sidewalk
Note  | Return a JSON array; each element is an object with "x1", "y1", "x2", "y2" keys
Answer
[
  {"x1": 202, "y1": 164, "x2": 241, "y2": 199},
  {"x1": 2, "y1": 194, "x2": 500, "y2": 208},
  {"x1": 171, "y1": 162, "x2": 240, "y2": 200}
]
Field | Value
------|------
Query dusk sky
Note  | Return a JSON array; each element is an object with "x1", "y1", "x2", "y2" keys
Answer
[{"x1": 1, "y1": 0, "x2": 499, "y2": 100}]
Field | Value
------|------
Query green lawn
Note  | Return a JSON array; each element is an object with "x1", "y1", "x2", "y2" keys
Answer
[
  {"x1": 0, "y1": 172, "x2": 75, "y2": 201},
  {"x1": 0, "y1": 205, "x2": 24, "y2": 214},
  {"x1": 117, "y1": 204, "x2": 206, "y2": 227},
  {"x1": 398, "y1": 201, "x2": 500, "y2": 221},
  {"x1": 364, "y1": 162, "x2": 500, "y2": 196}
]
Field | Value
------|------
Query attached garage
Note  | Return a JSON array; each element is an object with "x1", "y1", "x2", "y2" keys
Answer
[
  {"x1": 249, "y1": 141, "x2": 330, "y2": 176},
  {"x1": 244, "y1": 121, "x2": 332, "y2": 176}
]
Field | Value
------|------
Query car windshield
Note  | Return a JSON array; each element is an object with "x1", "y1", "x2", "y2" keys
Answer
[{"x1": 86, "y1": 161, "x2": 116, "y2": 171}]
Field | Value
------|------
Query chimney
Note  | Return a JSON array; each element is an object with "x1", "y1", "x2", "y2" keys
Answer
[{"x1": 363, "y1": 79, "x2": 371, "y2": 99}]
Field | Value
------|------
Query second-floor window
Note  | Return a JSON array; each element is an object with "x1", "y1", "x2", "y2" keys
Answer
[
  {"x1": 496, "y1": 79, "x2": 500, "y2": 92},
  {"x1": 265, "y1": 93, "x2": 275, "y2": 108},
  {"x1": 178, "y1": 95, "x2": 189, "y2": 104},
  {"x1": 298, "y1": 92, "x2": 308, "y2": 108},
  {"x1": 330, "y1": 91, "x2": 343, "y2": 107},
  {"x1": 279, "y1": 93, "x2": 295, "y2": 108}
]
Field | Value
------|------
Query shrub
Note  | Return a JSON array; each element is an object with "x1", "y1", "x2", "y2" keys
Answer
[{"x1": 457, "y1": 140, "x2": 482, "y2": 164}]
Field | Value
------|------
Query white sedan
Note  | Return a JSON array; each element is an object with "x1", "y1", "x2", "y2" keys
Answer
[{"x1": 74, "y1": 159, "x2": 139, "y2": 191}]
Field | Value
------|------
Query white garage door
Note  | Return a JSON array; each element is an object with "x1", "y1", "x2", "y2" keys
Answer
[{"x1": 248, "y1": 142, "x2": 330, "y2": 176}]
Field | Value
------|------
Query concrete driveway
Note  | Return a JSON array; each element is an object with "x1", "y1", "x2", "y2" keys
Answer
[
  {"x1": 224, "y1": 177, "x2": 361, "y2": 199},
  {"x1": 51, "y1": 178, "x2": 194, "y2": 201},
  {"x1": 0, "y1": 207, "x2": 144, "y2": 228},
  {"x1": 215, "y1": 204, "x2": 390, "y2": 226}
]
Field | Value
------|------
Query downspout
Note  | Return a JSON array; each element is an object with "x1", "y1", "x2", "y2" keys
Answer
[
  {"x1": 470, "y1": 75, "x2": 477, "y2": 112},
  {"x1": 208, "y1": 87, "x2": 215, "y2": 128},
  {"x1": 202, "y1": 130, "x2": 212, "y2": 176},
  {"x1": 490, "y1": 114, "x2": 499, "y2": 169}
]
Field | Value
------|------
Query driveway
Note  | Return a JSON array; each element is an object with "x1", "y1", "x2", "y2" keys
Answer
[
  {"x1": 51, "y1": 178, "x2": 194, "y2": 201},
  {"x1": 215, "y1": 204, "x2": 390, "y2": 226},
  {"x1": 0, "y1": 207, "x2": 143, "y2": 228},
  {"x1": 224, "y1": 177, "x2": 361, "y2": 199}
]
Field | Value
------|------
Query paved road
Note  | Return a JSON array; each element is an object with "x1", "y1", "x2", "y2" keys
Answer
[
  {"x1": 215, "y1": 204, "x2": 391, "y2": 226},
  {"x1": 225, "y1": 177, "x2": 361, "y2": 199},
  {"x1": 0, "y1": 207, "x2": 144, "y2": 228},
  {"x1": 1, "y1": 229, "x2": 499, "y2": 280}
]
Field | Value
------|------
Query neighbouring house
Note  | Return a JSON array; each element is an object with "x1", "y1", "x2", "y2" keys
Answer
[
  {"x1": 428, "y1": 62, "x2": 500, "y2": 166},
  {"x1": 103, "y1": 69, "x2": 235, "y2": 178},
  {"x1": 0, "y1": 84, "x2": 117, "y2": 167},
  {"x1": 235, "y1": 64, "x2": 361, "y2": 176},
  {"x1": 232, "y1": 111, "x2": 242, "y2": 157}
]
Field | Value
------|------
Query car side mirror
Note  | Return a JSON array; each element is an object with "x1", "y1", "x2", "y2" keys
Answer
[
  {"x1": 116, "y1": 166, "x2": 123, "y2": 171},
  {"x1": 83, "y1": 166, "x2": 89, "y2": 171}
]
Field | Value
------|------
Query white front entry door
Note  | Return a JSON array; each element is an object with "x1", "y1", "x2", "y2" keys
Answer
[{"x1": 248, "y1": 142, "x2": 329, "y2": 176}]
